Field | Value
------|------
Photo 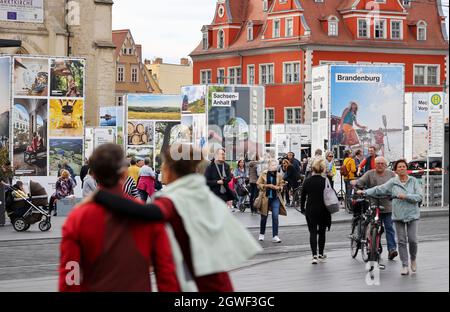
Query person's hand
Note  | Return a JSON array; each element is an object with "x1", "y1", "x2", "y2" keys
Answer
[
  {"x1": 350, "y1": 180, "x2": 357, "y2": 186},
  {"x1": 397, "y1": 193, "x2": 407, "y2": 200},
  {"x1": 357, "y1": 169, "x2": 361, "y2": 176},
  {"x1": 217, "y1": 180, "x2": 224, "y2": 185},
  {"x1": 356, "y1": 190, "x2": 365, "y2": 195}
]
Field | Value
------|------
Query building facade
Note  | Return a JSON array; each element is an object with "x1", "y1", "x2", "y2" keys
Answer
[
  {"x1": 145, "y1": 57, "x2": 193, "y2": 94},
  {"x1": 0, "y1": 0, "x2": 116, "y2": 126},
  {"x1": 190, "y1": 0, "x2": 449, "y2": 142},
  {"x1": 112, "y1": 29, "x2": 161, "y2": 108}
]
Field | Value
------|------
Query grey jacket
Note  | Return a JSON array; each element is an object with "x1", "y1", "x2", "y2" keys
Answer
[
  {"x1": 82, "y1": 175, "x2": 97, "y2": 197},
  {"x1": 365, "y1": 176, "x2": 422, "y2": 222},
  {"x1": 248, "y1": 161, "x2": 259, "y2": 184}
]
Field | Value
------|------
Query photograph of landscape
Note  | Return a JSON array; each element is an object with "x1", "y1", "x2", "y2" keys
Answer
[
  {"x1": 127, "y1": 94, "x2": 181, "y2": 120},
  {"x1": 181, "y1": 85, "x2": 206, "y2": 114}
]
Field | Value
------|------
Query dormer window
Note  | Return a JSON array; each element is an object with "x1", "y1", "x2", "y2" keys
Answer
[
  {"x1": 247, "y1": 23, "x2": 253, "y2": 41},
  {"x1": 202, "y1": 31, "x2": 209, "y2": 50},
  {"x1": 273, "y1": 19, "x2": 281, "y2": 38},
  {"x1": 286, "y1": 18, "x2": 294, "y2": 37},
  {"x1": 328, "y1": 16, "x2": 339, "y2": 36},
  {"x1": 374, "y1": 19, "x2": 387, "y2": 39},
  {"x1": 417, "y1": 21, "x2": 427, "y2": 41},
  {"x1": 217, "y1": 29, "x2": 225, "y2": 49},
  {"x1": 403, "y1": 0, "x2": 411, "y2": 7},
  {"x1": 263, "y1": 0, "x2": 268, "y2": 12}
]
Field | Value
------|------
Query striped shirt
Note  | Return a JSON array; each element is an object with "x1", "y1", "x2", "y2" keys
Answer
[{"x1": 123, "y1": 176, "x2": 140, "y2": 199}]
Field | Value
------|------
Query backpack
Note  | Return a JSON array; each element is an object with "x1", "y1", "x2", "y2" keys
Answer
[
  {"x1": 323, "y1": 178, "x2": 340, "y2": 214},
  {"x1": 340, "y1": 159, "x2": 349, "y2": 177}
]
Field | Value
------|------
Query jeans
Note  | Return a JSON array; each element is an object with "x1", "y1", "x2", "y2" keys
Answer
[
  {"x1": 380, "y1": 213, "x2": 397, "y2": 252},
  {"x1": 139, "y1": 190, "x2": 149, "y2": 203},
  {"x1": 260, "y1": 198, "x2": 280, "y2": 237},
  {"x1": 344, "y1": 180, "x2": 353, "y2": 208},
  {"x1": 395, "y1": 220, "x2": 419, "y2": 267},
  {"x1": 308, "y1": 223, "x2": 327, "y2": 256},
  {"x1": 249, "y1": 183, "x2": 258, "y2": 213}
]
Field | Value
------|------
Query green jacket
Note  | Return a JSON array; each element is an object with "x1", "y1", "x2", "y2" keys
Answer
[{"x1": 364, "y1": 176, "x2": 422, "y2": 222}]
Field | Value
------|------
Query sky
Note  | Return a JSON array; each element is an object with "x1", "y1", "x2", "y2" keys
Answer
[{"x1": 112, "y1": 0, "x2": 450, "y2": 65}]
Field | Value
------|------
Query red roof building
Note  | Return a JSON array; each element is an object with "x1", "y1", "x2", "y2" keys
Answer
[{"x1": 190, "y1": 0, "x2": 448, "y2": 142}]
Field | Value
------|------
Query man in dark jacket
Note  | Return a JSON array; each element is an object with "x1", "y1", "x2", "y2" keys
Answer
[
  {"x1": 287, "y1": 152, "x2": 301, "y2": 175},
  {"x1": 204, "y1": 148, "x2": 234, "y2": 203}
]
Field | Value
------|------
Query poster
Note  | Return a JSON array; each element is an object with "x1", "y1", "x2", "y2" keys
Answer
[
  {"x1": 0, "y1": 57, "x2": 10, "y2": 156},
  {"x1": 330, "y1": 65, "x2": 404, "y2": 161},
  {"x1": 154, "y1": 122, "x2": 179, "y2": 169},
  {"x1": 127, "y1": 121, "x2": 154, "y2": 146},
  {"x1": 99, "y1": 106, "x2": 118, "y2": 127},
  {"x1": 127, "y1": 94, "x2": 181, "y2": 120},
  {"x1": 49, "y1": 99, "x2": 84, "y2": 137},
  {"x1": 181, "y1": 85, "x2": 206, "y2": 113},
  {"x1": 49, "y1": 138, "x2": 83, "y2": 176},
  {"x1": 50, "y1": 59, "x2": 85, "y2": 97},
  {"x1": 12, "y1": 99, "x2": 48, "y2": 176},
  {"x1": 94, "y1": 128, "x2": 116, "y2": 147},
  {"x1": 13, "y1": 57, "x2": 48, "y2": 97},
  {"x1": 179, "y1": 115, "x2": 193, "y2": 144},
  {"x1": 0, "y1": 0, "x2": 44, "y2": 23},
  {"x1": 311, "y1": 65, "x2": 329, "y2": 154},
  {"x1": 126, "y1": 147, "x2": 154, "y2": 166},
  {"x1": 428, "y1": 93, "x2": 445, "y2": 158},
  {"x1": 192, "y1": 114, "x2": 207, "y2": 148}
]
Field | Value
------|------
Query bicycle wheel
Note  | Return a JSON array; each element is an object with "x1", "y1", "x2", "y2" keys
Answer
[
  {"x1": 369, "y1": 226, "x2": 379, "y2": 263},
  {"x1": 350, "y1": 219, "x2": 360, "y2": 259},
  {"x1": 361, "y1": 223, "x2": 370, "y2": 262}
]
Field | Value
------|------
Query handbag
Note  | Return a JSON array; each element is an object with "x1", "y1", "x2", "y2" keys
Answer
[
  {"x1": 323, "y1": 177, "x2": 340, "y2": 214},
  {"x1": 253, "y1": 191, "x2": 263, "y2": 211}
]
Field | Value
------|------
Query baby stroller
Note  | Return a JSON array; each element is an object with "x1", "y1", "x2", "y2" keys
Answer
[
  {"x1": 3, "y1": 181, "x2": 52, "y2": 232},
  {"x1": 235, "y1": 178, "x2": 251, "y2": 212}
]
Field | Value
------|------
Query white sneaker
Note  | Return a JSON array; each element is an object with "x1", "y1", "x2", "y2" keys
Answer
[
  {"x1": 272, "y1": 236, "x2": 282, "y2": 243},
  {"x1": 258, "y1": 234, "x2": 265, "y2": 241},
  {"x1": 401, "y1": 266, "x2": 410, "y2": 276},
  {"x1": 318, "y1": 254, "x2": 327, "y2": 262},
  {"x1": 312, "y1": 256, "x2": 318, "y2": 264}
]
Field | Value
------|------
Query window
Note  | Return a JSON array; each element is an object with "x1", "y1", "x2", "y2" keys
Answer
[
  {"x1": 116, "y1": 96, "x2": 123, "y2": 106},
  {"x1": 200, "y1": 70, "x2": 212, "y2": 84},
  {"x1": 263, "y1": 0, "x2": 269, "y2": 12},
  {"x1": 284, "y1": 62, "x2": 300, "y2": 83},
  {"x1": 217, "y1": 68, "x2": 225, "y2": 84},
  {"x1": 315, "y1": 0, "x2": 324, "y2": 2},
  {"x1": 273, "y1": 19, "x2": 281, "y2": 38},
  {"x1": 403, "y1": 0, "x2": 411, "y2": 7},
  {"x1": 414, "y1": 65, "x2": 439, "y2": 85},
  {"x1": 128, "y1": 48, "x2": 133, "y2": 55},
  {"x1": 391, "y1": 20, "x2": 402, "y2": 39},
  {"x1": 131, "y1": 65, "x2": 139, "y2": 83},
  {"x1": 122, "y1": 48, "x2": 127, "y2": 55},
  {"x1": 286, "y1": 18, "x2": 294, "y2": 37},
  {"x1": 279, "y1": 0, "x2": 287, "y2": 3},
  {"x1": 202, "y1": 32, "x2": 209, "y2": 49},
  {"x1": 228, "y1": 67, "x2": 241, "y2": 84},
  {"x1": 374, "y1": 20, "x2": 386, "y2": 39},
  {"x1": 417, "y1": 21, "x2": 427, "y2": 40},
  {"x1": 247, "y1": 65, "x2": 255, "y2": 85},
  {"x1": 285, "y1": 108, "x2": 301, "y2": 124},
  {"x1": 265, "y1": 108, "x2": 275, "y2": 131},
  {"x1": 358, "y1": 19, "x2": 369, "y2": 38},
  {"x1": 247, "y1": 24, "x2": 253, "y2": 41},
  {"x1": 328, "y1": 20, "x2": 338, "y2": 36},
  {"x1": 217, "y1": 29, "x2": 225, "y2": 49},
  {"x1": 260, "y1": 64, "x2": 274, "y2": 84},
  {"x1": 117, "y1": 65, "x2": 124, "y2": 82}
]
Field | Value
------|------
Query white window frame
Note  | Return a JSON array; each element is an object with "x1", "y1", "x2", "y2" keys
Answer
[
  {"x1": 283, "y1": 62, "x2": 301, "y2": 83},
  {"x1": 131, "y1": 65, "x2": 139, "y2": 83},
  {"x1": 117, "y1": 64, "x2": 125, "y2": 82},
  {"x1": 265, "y1": 108, "x2": 275, "y2": 131},
  {"x1": 202, "y1": 32, "x2": 209, "y2": 50},
  {"x1": 247, "y1": 65, "x2": 255, "y2": 85},
  {"x1": 374, "y1": 19, "x2": 387, "y2": 39},
  {"x1": 417, "y1": 21, "x2": 427, "y2": 41},
  {"x1": 217, "y1": 29, "x2": 225, "y2": 49},
  {"x1": 273, "y1": 19, "x2": 281, "y2": 38},
  {"x1": 200, "y1": 69, "x2": 212, "y2": 84},
  {"x1": 247, "y1": 24, "x2": 253, "y2": 41},
  {"x1": 357, "y1": 18, "x2": 370, "y2": 38},
  {"x1": 390, "y1": 20, "x2": 403, "y2": 40},
  {"x1": 413, "y1": 64, "x2": 440, "y2": 86},
  {"x1": 263, "y1": 0, "x2": 269, "y2": 12},
  {"x1": 259, "y1": 63, "x2": 275, "y2": 85},
  {"x1": 286, "y1": 18, "x2": 294, "y2": 37},
  {"x1": 328, "y1": 20, "x2": 338, "y2": 36},
  {"x1": 284, "y1": 107, "x2": 302, "y2": 124},
  {"x1": 228, "y1": 66, "x2": 241, "y2": 85},
  {"x1": 217, "y1": 68, "x2": 225, "y2": 84}
]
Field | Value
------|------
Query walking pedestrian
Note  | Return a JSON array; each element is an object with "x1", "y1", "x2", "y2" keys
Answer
[
  {"x1": 80, "y1": 159, "x2": 90, "y2": 188},
  {"x1": 59, "y1": 144, "x2": 179, "y2": 292},
  {"x1": 234, "y1": 159, "x2": 248, "y2": 210},
  {"x1": 281, "y1": 158, "x2": 299, "y2": 207},
  {"x1": 300, "y1": 158, "x2": 332, "y2": 264},
  {"x1": 248, "y1": 154, "x2": 260, "y2": 214},
  {"x1": 123, "y1": 175, "x2": 140, "y2": 199},
  {"x1": 358, "y1": 159, "x2": 422, "y2": 276},
  {"x1": 204, "y1": 148, "x2": 235, "y2": 207},
  {"x1": 325, "y1": 151, "x2": 337, "y2": 189},
  {"x1": 128, "y1": 158, "x2": 140, "y2": 184},
  {"x1": 257, "y1": 160, "x2": 287, "y2": 243},
  {"x1": 354, "y1": 149, "x2": 363, "y2": 176},
  {"x1": 342, "y1": 150, "x2": 357, "y2": 209},
  {"x1": 137, "y1": 158, "x2": 155, "y2": 202},
  {"x1": 306, "y1": 149, "x2": 324, "y2": 178},
  {"x1": 82, "y1": 169, "x2": 97, "y2": 198},
  {"x1": 91, "y1": 144, "x2": 262, "y2": 291},
  {"x1": 287, "y1": 152, "x2": 301, "y2": 175}
]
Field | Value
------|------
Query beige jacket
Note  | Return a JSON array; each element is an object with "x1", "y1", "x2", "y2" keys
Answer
[{"x1": 256, "y1": 170, "x2": 287, "y2": 217}]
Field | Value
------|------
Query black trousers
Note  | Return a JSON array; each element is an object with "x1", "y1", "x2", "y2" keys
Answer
[
  {"x1": 249, "y1": 183, "x2": 258, "y2": 213},
  {"x1": 307, "y1": 223, "x2": 327, "y2": 256}
]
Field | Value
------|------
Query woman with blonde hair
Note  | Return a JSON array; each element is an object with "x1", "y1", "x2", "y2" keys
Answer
[
  {"x1": 301, "y1": 158, "x2": 332, "y2": 264},
  {"x1": 50, "y1": 169, "x2": 76, "y2": 216},
  {"x1": 256, "y1": 160, "x2": 287, "y2": 243}
]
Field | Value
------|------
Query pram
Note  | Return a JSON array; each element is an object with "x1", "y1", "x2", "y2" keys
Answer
[
  {"x1": 234, "y1": 178, "x2": 251, "y2": 212},
  {"x1": 3, "y1": 181, "x2": 52, "y2": 232}
]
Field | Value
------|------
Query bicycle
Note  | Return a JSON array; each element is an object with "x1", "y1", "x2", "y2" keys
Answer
[{"x1": 288, "y1": 175, "x2": 304, "y2": 213}]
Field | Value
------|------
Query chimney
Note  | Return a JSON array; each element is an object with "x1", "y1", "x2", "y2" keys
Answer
[
  {"x1": 144, "y1": 59, "x2": 151, "y2": 65},
  {"x1": 153, "y1": 57, "x2": 163, "y2": 64},
  {"x1": 180, "y1": 58, "x2": 190, "y2": 66}
]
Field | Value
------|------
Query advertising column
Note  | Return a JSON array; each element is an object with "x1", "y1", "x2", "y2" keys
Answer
[{"x1": 311, "y1": 66, "x2": 329, "y2": 155}]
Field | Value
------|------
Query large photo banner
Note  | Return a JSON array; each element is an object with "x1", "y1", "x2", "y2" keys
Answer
[
  {"x1": 330, "y1": 65, "x2": 405, "y2": 161},
  {"x1": 0, "y1": 57, "x2": 10, "y2": 159}
]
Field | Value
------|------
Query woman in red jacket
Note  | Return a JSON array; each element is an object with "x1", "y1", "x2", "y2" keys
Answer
[
  {"x1": 93, "y1": 144, "x2": 262, "y2": 292},
  {"x1": 59, "y1": 144, "x2": 179, "y2": 292}
]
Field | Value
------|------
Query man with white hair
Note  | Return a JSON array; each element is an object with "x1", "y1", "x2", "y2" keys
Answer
[{"x1": 351, "y1": 156, "x2": 398, "y2": 260}]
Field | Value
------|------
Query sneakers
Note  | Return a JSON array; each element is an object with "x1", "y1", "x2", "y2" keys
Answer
[
  {"x1": 312, "y1": 256, "x2": 318, "y2": 264},
  {"x1": 258, "y1": 234, "x2": 265, "y2": 242},
  {"x1": 272, "y1": 236, "x2": 282, "y2": 243},
  {"x1": 411, "y1": 260, "x2": 417, "y2": 273},
  {"x1": 388, "y1": 250, "x2": 398, "y2": 260},
  {"x1": 401, "y1": 266, "x2": 410, "y2": 276},
  {"x1": 318, "y1": 254, "x2": 327, "y2": 262}
]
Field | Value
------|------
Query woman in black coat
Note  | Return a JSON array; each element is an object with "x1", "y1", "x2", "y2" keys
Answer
[
  {"x1": 300, "y1": 158, "x2": 331, "y2": 264},
  {"x1": 204, "y1": 148, "x2": 235, "y2": 204}
]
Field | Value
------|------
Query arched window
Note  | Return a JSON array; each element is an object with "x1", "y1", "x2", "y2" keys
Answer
[
  {"x1": 328, "y1": 16, "x2": 339, "y2": 36},
  {"x1": 217, "y1": 29, "x2": 225, "y2": 49},
  {"x1": 247, "y1": 23, "x2": 253, "y2": 41},
  {"x1": 417, "y1": 20, "x2": 427, "y2": 41}
]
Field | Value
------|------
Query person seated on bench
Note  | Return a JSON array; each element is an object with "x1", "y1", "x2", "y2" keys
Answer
[{"x1": 49, "y1": 170, "x2": 76, "y2": 216}]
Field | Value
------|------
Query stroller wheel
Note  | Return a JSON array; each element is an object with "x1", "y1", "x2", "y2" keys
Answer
[
  {"x1": 13, "y1": 218, "x2": 28, "y2": 232},
  {"x1": 39, "y1": 221, "x2": 51, "y2": 232},
  {"x1": 239, "y1": 203, "x2": 246, "y2": 212}
]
